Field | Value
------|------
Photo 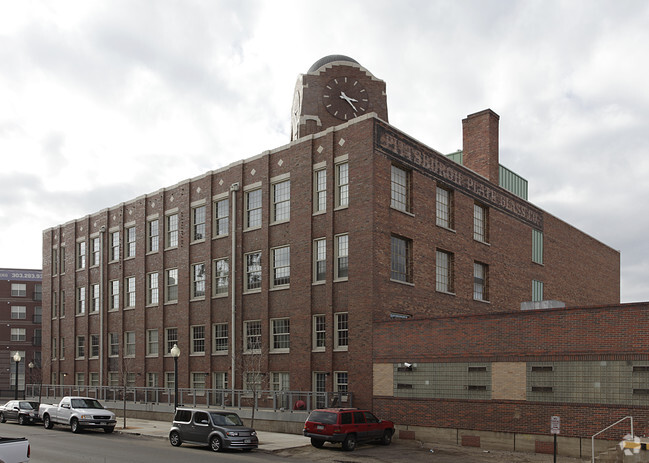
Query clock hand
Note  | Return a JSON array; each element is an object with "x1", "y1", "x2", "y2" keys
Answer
[{"x1": 339, "y1": 92, "x2": 358, "y2": 111}]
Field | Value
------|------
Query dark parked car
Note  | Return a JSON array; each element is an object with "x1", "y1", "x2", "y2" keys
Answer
[
  {"x1": 169, "y1": 408, "x2": 258, "y2": 452},
  {"x1": 0, "y1": 400, "x2": 39, "y2": 425},
  {"x1": 303, "y1": 408, "x2": 395, "y2": 451}
]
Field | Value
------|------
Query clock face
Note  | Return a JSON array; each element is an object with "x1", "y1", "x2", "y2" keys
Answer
[{"x1": 322, "y1": 77, "x2": 369, "y2": 121}]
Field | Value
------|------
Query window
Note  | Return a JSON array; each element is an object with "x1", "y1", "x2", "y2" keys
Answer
[
  {"x1": 148, "y1": 219, "x2": 159, "y2": 252},
  {"x1": 164, "y1": 372, "x2": 175, "y2": 390},
  {"x1": 125, "y1": 226, "x2": 136, "y2": 258},
  {"x1": 245, "y1": 189, "x2": 262, "y2": 229},
  {"x1": 532, "y1": 229, "x2": 544, "y2": 264},
  {"x1": 244, "y1": 372, "x2": 263, "y2": 392},
  {"x1": 60, "y1": 247, "x2": 66, "y2": 273},
  {"x1": 125, "y1": 276, "x2": 136, "y2": 308},
  {"x1": 124, "y1": 331, "x2": 135, "y2": 357},
  {"x1": 60, "y1": 290, "x2": 66, "y2": 316},
  {"x1": 165, "y1": 268, "x2": 178, "y2": 303},
  {"x1": 191, "y1": 263, "x2": 206, "y2": 298},
  {"x1": 191, "y1": 373, "x2": 206, "y2": 394},
  {"x1": 52, "y1": 248, "x2": 58, "y2": 275},
  {"x1": 314, "y1": 168, "x2": 326, "y2": 213},
  {"x1": 473, "y1": 203, "x2": 489, "y2": 243},
  {"x1": 192, "y1": 205, "x2": 206, "y2": 241},
  {"x1": 271, "y1": 372, "x2": 290, "y2": 392},
  {"x1": 191, "y1": 325, "x2": 205, "y2": 354},
  {"x1": 110, "y1": 231, "x2": 120, "y2": 261},
  {"x1": 271, "y1": 318, "x2": 290, "y2": 352},
  {"x1": 11, "y1": 306, "x2": 26, "y2": 319},
  {"x1": 532, "y1": 280, "x2": 544, "y2": 302},
  {"x1": 52, "y1": 292, "x2": 58, "y2": 318},
  {"x1": 390, "y1": 165, "x2": 410, "y2": 212},
  {"x1": 76, "y1": 373, "x2": 85, "y2": 387},
  {"x1": 34, "y1": 306, "x2": 42, "y2": 323},
  {"x1": 33, "y1": 328, "x2": 42, "y2": 346},
  {"x1": 126, "y1": 373, "x2": 136, "y2": 387},
  {"x1": 34, "y1": 284, "x2": 42, "y2": 301},
  {"x1": 245, "y1": 252, "x2": 262, "y2": 292},
  {"x1": 244, "y1": 320, "x2": 262, "y2": 353},
  {"x1": 334, "y1": 312, "x2": 348, "y2": 351},
  {"x1": 166, "y1": 213, "x2": 178, "y2": 248},
  {"x1": 271, "y1": 246, "x2": 290, "y2": 288},
  {"x1": 11, "y1": 328, "x2": 26, "y2": 341},
  {"x1": 473, "y1": 262, "x2": 489, "y2": 301},
  {"x1": 147, "y1": 272, "x2": 159, "y2": 305},
  {"x1": 109, "y1": 280, "x2": 119, "y2": 310},
  {"x1": 147, "y1": 373, "x2": 158, "y2": 388},
  {"x1": 77, "y1": 241, "x2": 86, "y2": 269},
  {"x1": 213, "y1": 198, "x2": 229, "y2": 237},
  {"x1": 76, "y1": 286, "x2": 86, "y2": 315},
  {"x1": 91, "y1": 284, "x2": 100, "y2": 313},
  {"x1": 60, "y1": 337, "x2": 65, "y2": 359},
  {"x1": 109, "y1": 333, "x2": 119, "y2": 357},
  {"x1": 52, "y1": 338, "x2": 57, "y2": 360},
  {"x1": 147, "y1": 329, "x2": 159, "y2": 356},
  {"x1": 213, "y1": 372, "x2": 228, "y2": 390},
  {"x1": 213, "y1": 258, "x2": 229, "y2": 296},
  {"x1": 313, "y1": 239, "x2": 326, "y2": 282},
  {"x1": 91, "y1": 237, "x2": 100, "y2": 266},
  {"x1": 272, "y1": 179, "x2": 290, "y2": 223},
  {"x1": 107, "y1": 372, "x2": 118, "y2": 387},
  {"x1": 11, "y1": 283, "x2": 26, "y2": 297},
  {"x1": 436, "y1": 250, "x2": 454, "y2": 293},
  {"x1": 313, "y1": 315, "x2": 326, "y2": 351},
  {"x1": 76, "y1": 335, "x2": 85, "y2": 358},
  {"x1": 335, "y1": 162, "x2": 349, "y2": 208},
  {"x1": 390, "y1": 235, "x2": 412, "y2": 283},
  {"x1": 165, "y1": 328, "x2": 178, "y2": 355},
  {"x1": 335, "y1": 371, "x2": 348, "y2": 396},
  {"x1": 436, "y1": 186, "x2": 453, "y2": 228},
  {"x1": 334, "y1": 234, "x2": 349, "y2": 280},
  {"x1": 213, "y1": 323, "x2": 228, "y2": 354},
  {"x1": 90, "y1": 334, "x2": 99, "y2": 358}
]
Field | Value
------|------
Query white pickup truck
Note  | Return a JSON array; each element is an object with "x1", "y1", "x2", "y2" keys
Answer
[
  {"x1": 0, "y1": 436, "x2": 30, "y2": 462},
  {"x1": 39, "y1": 396, "x2": 116, "y2": 434}
]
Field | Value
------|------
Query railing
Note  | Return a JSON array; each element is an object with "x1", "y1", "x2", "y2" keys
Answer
[
  {"x1": 25, "y1": 384, "x2": 352, "y2": 412},
  {"x1": 591, "y1": 416, "x2": 633, "y2": 463}
]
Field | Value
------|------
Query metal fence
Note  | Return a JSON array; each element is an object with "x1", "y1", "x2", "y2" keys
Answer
[{"x1": 25, "y1": 384, "x2": 351, "y2": 412}]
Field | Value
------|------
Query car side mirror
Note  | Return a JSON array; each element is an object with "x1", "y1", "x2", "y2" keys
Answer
[{"x1": 14, "y1": 407, "x2": 19, "y2": 410}]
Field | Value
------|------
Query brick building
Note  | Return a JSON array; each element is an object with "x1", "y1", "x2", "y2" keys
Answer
[
  {"x1": 42, "y1": 56, "x2": 626, "y2": 446},
  {"x1": 1, "y1": 268, "x2": 43, "y2": 398}
]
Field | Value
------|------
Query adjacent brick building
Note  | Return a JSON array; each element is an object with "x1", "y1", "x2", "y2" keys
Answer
[{"x1": 42, "y1": 56, "x2": 627, "y2": 449}]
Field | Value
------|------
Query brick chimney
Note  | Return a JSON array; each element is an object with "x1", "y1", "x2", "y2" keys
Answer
[{"x1": 462, "y1": 109, "x2": 500, "y2": 184}]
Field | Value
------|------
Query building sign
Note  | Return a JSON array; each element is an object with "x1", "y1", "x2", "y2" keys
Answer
[
  {"x1": 0, "y1": 269, "x2": 43, "y2": 281},
  {"x1": 551, "y1": 415, "x2": 560, "y2": 434},
  {"x1": 375, "y1": 124, "x2": 543, "y2": 230}
]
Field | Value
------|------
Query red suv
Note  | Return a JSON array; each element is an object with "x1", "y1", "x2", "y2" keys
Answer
[{"x1": 303, "y1": 408, "x2": 395, "y2": 451}]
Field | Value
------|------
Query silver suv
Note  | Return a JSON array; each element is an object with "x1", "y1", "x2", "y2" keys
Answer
[{"x1": 169, "y1": 408, "x2": 258, "y2": 452}]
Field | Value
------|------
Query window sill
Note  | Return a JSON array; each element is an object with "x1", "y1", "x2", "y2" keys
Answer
[
  {"x1": 473, "y1": 298, "x2": 491, "y2": 304},
  {"x1": 312, "y1": 210, "x2": 326, "y2": 217},
  {"x1": 190, "y1": 353, "x2": 206, "y2": 357},
  {"x1": 270, "y1": 349, "x2": 290, "y2": 354},
  {"x1": 312, "y1": 280, "x2": 326, "y2": 286},
  {"x1": 123, "y1": 307, "x2": 135, "y2": 311},
  {"x1": 212, "y1": 351, "x2": 228, "y2": 356},
  {"x1": 473, "y1": 238, "x2": 491, "y2": 246},
  {"x1": 436, "y1": 290, "x2": 456, "y2": 296},
  {"x1": 270, "y1": 219, "x2": 290, "y2": 226},
  {"x1": 244, "y1": 226, "x2": 262, "y2": 233},
  {"x1": 145, "y1": 354, "x2": 159, "y2": 358},
  {"x1": 312, "y1": 348, "x2": 326, "y2": 353},
  {"x1": 334, "y1": 205, "x2": 349, "y2": 212},
  {"x1": 212, "y1": 234, "x2": 229, "y2": 240},
  {"x1": 390, "y1": 206, "x2": 414, "y2": 217},
  {"x1": 190, "y1": 296, "x2": 206, "y2": 302},
  {"x1": 124, "y1": 256, "x2": 135, "y2": 261},
  {"x1": 146, "y1": 303, "x2": 159, "y2": 308},
  {"x1": 436, "y1": 224, "x2": 456, "y2": 233},
  {"x1": 269, "y1": 285, "x2": 290, "y2": 292},
  {"x1": 164, "y1": 246, "x2": 178, "y2": 251},
  {"x1": 212, "y1": 293, "x2": 229, "y2": 299},
  {"x1": 164, "y1": 301, "x2": 178, "y2": 306},
  {"x1": 89, "y1": 311, "x2": 99, "y2": 316},
  {"x1": 243, "y1": 289, "x2": 261, "y2": 295},
  {"x1": 390, "y1": 278, "x2": 414, "y2": 287},
  {"x1": 333, "y1": 347, "x2": 349, "y2": 352},
  {"x1": 190, "y1": 239, "x2": 206, "y2": 245},
  {"x1": 333, "y1": 277, "x2": 348, "y2": 283},
  {"x1": 146, "y1": 250, "x2": 159, "y2": 256}
]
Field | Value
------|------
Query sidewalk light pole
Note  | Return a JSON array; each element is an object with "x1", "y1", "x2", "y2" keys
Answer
[
  {"x1": 28, "y1": 361, "x2": 34, "y2": 397},
  {"x1": 170, "y1": 344, "x2": 180, "y2": 410},
  {"x1": 13, "y1": 352, "x2": 21, "y2": 399}
]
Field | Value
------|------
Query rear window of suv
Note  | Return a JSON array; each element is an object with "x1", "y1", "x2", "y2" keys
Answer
[
  {"x1": 308, "y1": 411, "x2": 338, "y2": 424},
  {"x1": 174, "y1": 410, "x2": 192, "y2": 422}
]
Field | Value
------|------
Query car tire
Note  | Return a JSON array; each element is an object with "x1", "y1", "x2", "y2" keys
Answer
[
  {"x1": 210, "y1": 435, "x2": 223, "y2": 452},
  {"x1": 19, "y1": 415, "x2": 26, "y2": 425},
  {"x1": 380, "y1": 430, "x2": 392, "y2": 445},
  {"x1": 71, "y1": 418, "x2": 80, "y2": 433},
  {"x1": 44, "y1": 414, "x2": 53, "y2": 429},
  {"x1": 342, "y1": 433, "x2": 357, "y2": 451},
  {"x1": 104, "y1": 426, "x2": 115, "y2": 433},
  {"x1": 0, "y1": 412, "x2": 5, "y2": 423},
  {"x1": 311, "y1": 438, "x2": 325, "y2": 448},
  {"x1": 169, "y1": 430, "x2": 182, "y2": 447}
]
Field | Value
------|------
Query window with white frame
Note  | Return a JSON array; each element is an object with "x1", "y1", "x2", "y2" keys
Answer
[
  {"x1": 313, "y1": 238, "x2": 326, "y2": 282},
  {"x1": 314, "y1": 168, "x2": 326, "y2": 213},
  {"x1": 313, "y1": 314, "x2": 326, "y2": 351},
  {"x1": 91, "y1": 237, "x2": 100, "y2": 266},
  {"x1": 60, "y1": 247, "x2": 66, "y2": 273},
  {"x1": 109, "y1": 280, "x2": 119, "y2": 310},
  {"x1": 245, "y1": 189, "x2": 262, "y2": 229},
  {"x1": 11, "y1": 283, "x2": 26, "y2": 297},
  {"x1": 52, "y1": 249, "x2": 58, "y2": 275},
  {"x1": 335, "y1": 162, "x2": 349, "y2": 208},
  {"x1": 213, "y1": 198, "x2": 229, "y2": 237},
  {"x1": 11, "y1": 328, "x2": 26, "y2": 342},
  {"x1": 191, "y1": 373, "x2": 206, "y2": 394},
  {"x1": 213, "y1": 258, "x2": 229, "y2": 296},
  {"x1": 90, "y1": 334, "x2": 99, "y2": 358},
  {"x1": 334, "y1": 234, "x2": 349, "y2": 280},
  {"x1": 126, "y1": 373, "x2": 136, "y2": 387},
  {"x1": 272, "y1": 179, "x2": 290, "y2": 223},
  {"x1": 76, "y1": 286, "x2": 86, "y2": 315},
  {"x1": 165, "y1": 328, "x2": 178, "y2": 355},
  {"x1": 213, "y1": 372, "x2": 227, "y2": 390},
  {"x1": 390, "y1": 165, "x2": 410, "y2": 212},
  {"x1": 52, "y1": 292, "x2": 58, "y2": 318},
  {"x1": 147, "y1": 373, "x2": 158, "y2": 388},
  {"x1": 245, "y1": 252, "x2": 261, "y2": 292},
  {"x1": 109, "y1": 333, "x2": 119, "y2": 357},
  {"x1": 390, "y1": 235, "x2": 412, "y2": 283},
  {"x1": 77, "y1": 241, "x2": 86, "y2": 269},
  {"x1": 125, "y1": 276, "x2": 136, "y2": 308},
  {"x1": 147, "y1": 329, "x2": 159, "y2": 356},
  {"x1": 244, "y1": 320, "x2": 262, "y2": 353},
  {"x1": 191, "y1": 263, "x2": 206, "y2": 298},
  {"x1": 191, "y1": 325, "x2": 205, "y2": 354},
  {"x1": 244, "y1": 372, "x2": 263, "y2": 392},
  {"x1": 60, "y1": 337, "x2": 65, "y2": 359},
  {"x1": 90, "y1": 372, "x2": 99, "y2": 386},
  {"x1": 76, "y1": 372, "x2": 85, "y2": 386},
  {"x1": 473, "y1": 203, "x2": 489, "y2": 243},
  {"x1": 271, "y1": 246, "x2": 290, "y2": 288},
  {"x1": 52, "y1": 338, "x2": 57, "y2": 360},
  {"x1": 164, "y1": 372, "x2": 175, "y2": 390},
  {"x1": 436, "y1": 249, "x2": 454, "y2": 293},
  {"x1": 147, "y1": 272, "x2": 159, "y2": 305},
  {"x1": 76, "y1": 335, "x2": 85, "y2": 358},
  {"x1": 148, "y1": 218, "x2": 159, "y2": 252},
  {"x1": 334, "y1": 312, "x2": 348, "y2": 351},
  {"x1": 125, "y1": 226, "x2": 136, "y2": 258},
  {"x1": 124, "y1": 331, "x2": 135, "y2": 357},
  {"x1": 192, "y1": 205, "x2": 206, "y2": 241},
  {"x1": 91, "y1": 284, "x2": 100, "y2": 313},
  {"x1": 166, "y1": 213, "x2": 178, "y2": 248},
  {"x1": 436, "y1": 186, "x2": 454, "y2": 229},
  {"x1": 110, "y1": 231, "x2": 120, "y2": 261},
  {"x1": 213, "y1": 323, "x2": 228, "y2": 354},
  {"x1": 334, "y1": 371, "x2": 348, "y2": 396},
  {"x1": 271, "y1": 318, "x2": 290, "y2": 352},
  {"x1": 473, "y1": 262, "x2": 489, "y2": 301},
  {"x1": 271, "y1": 372, "x2": 290, "y2": 391},
  {"x1": 11, "y1": 306, "x2": 26, "y2": 319},
  {"x1": 60, "y1": 290, "x2": 66, "y2": 316},
  {"x1": 108, "y1": 372, "x2": 119, "y2": 388},
  {"x1": 165, "y1": 268, "x2": 178, "y2": 303}
]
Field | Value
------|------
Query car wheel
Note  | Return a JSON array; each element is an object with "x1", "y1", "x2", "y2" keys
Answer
[
  {"x1": 0, "y1": 412, "x2": 5, "y2": 423},
  {"x1": 104, "y1": 426, "x2": 115, "y2": 434},
  {"x1": 210, "y1": 435, "x2": 223, "y2": 452},
  {"x1": 380, "y1": 430, "x2": 392, "y2": 445},
  {"x1": 342, "y1": 433, "x2": 357, "y2": 451},
  {"x1": 169, "y1": 430, "x2": 182, "y2": 447},
  {"x1": 19, "y1": 415, "x2": 26, "y2": 425},
  {"x1": 71, "y1": 418, "x2": 80, "y2": 433},
  {"x1": 311, "y1": 437, "x2": 325, "y2": 448},
  {"x1": 44, "y1": 414, "x2": 53, "y2": 429}
]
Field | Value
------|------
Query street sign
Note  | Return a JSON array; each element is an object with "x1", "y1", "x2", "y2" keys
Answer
[{"x1": 551, "y1": 416, "x2": 560, "y2": 435}]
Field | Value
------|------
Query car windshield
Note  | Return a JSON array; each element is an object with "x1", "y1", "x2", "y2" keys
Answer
[
  {"x1": 308, "y1": 411, "x2": 338, "y2": 424},
  {"x1": 71, "y1": 398, "x2": 104, "y2": 409},
  {"x1": 19, "y1": 402, "x2": 33, "y2": 410},
  {"x1": 210, "y1": 412, "x2": 244, "y2": 426}
]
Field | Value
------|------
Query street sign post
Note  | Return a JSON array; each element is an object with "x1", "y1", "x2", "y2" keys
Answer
[{"x1": 551, "y1": 416, "x2": 560, "y2": 463}]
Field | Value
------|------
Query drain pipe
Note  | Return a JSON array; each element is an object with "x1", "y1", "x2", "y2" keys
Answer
[
  {"x1": 230, "y1": 183, "x2": 239, "y2": 402},
  {"x1": 99, "y1": 225, "x2": 106, "y2": 389}
]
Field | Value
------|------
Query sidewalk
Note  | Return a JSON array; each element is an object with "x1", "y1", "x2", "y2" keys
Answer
[{"x1": 114, "y1": 417, "x2": 311, "y2": 452}]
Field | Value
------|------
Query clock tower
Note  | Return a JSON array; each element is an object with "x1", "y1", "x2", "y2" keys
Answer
[{"x1": 291, "y1": 55, "x2": 388, "y2": 141}]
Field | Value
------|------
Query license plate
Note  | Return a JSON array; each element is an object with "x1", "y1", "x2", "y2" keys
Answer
[
  {"x1": 100, "y1": 422, "x2": 106, "y2": 425},
  {"x1": 244, "y1": 439, "x2": 251, "y2": 444},
  {"x1": 317, "y1": 425, "x2": 324, "y2": 430}
]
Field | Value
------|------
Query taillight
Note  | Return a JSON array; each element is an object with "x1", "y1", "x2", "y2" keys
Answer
[{"x1": 27, "y1": 444, "x2": 31, "y2": 458}]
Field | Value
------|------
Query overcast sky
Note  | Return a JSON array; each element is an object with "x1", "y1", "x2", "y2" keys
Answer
[{"x1": 1, "y1": 0, "x2": 647, "y2": 303}]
